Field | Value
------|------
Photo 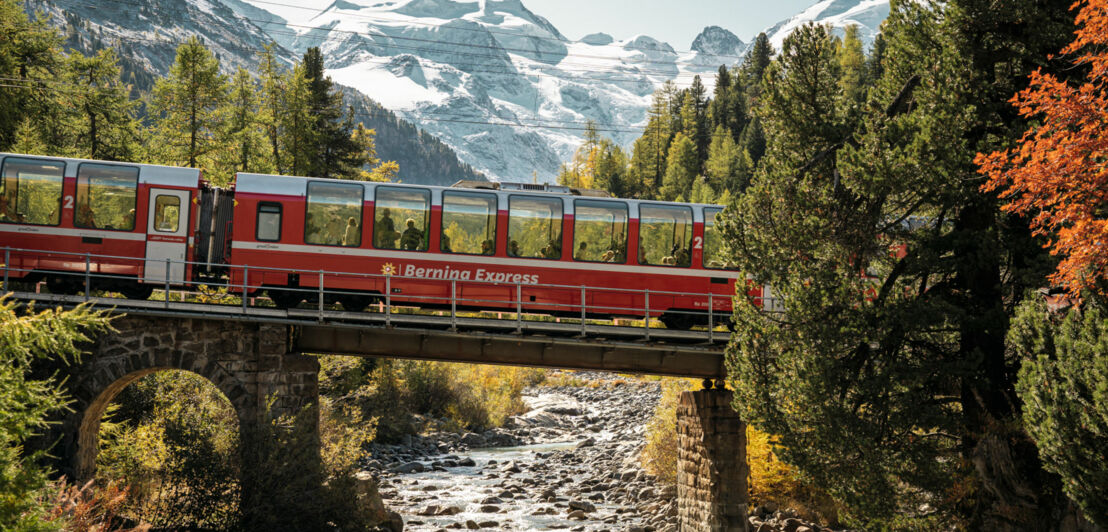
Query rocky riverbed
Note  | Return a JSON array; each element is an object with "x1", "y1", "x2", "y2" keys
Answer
[{"x1": 361, "y1": 372, "x2": 838, "y2": 532}]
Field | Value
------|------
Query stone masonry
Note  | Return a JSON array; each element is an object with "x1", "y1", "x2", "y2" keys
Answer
[
  {"x1": 38, "y1": 315, "x2": 320, "y2": 517},
  {"x1": 676, "y1": 388, "x2": 749, "y2": 532}
]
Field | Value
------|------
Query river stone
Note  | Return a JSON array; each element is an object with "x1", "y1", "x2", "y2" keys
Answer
[
  {"x1": 567, "y1": 509, "x2": 587, "y2": 520},
  {"x1": 392, "y1": 461, "x2": 425, "y2": 474},
  {"x1": 568, "y1": 500, "x2": 596, "y2": 513},
  {"x1": 465, "y1": 520, "x2": 480, "y2": 530},
  {"x1": 478, "y1": 521, "x2": 499, "y2": 528},
  {"x1": 479, "y1": 496, "x2": 502, "y2": 504},
  {"x1": 479, "y1": 505, "x2": 500, "y2": 513},
  {"x1": 458, "y1": 457, "x2": 476, "y2": 467},
  {"x1": 436, "y1": 505, "x2": 463, "y2": 516},
  {"x1": 575, "y1": 437, "x2": 595, "y2": 449}
]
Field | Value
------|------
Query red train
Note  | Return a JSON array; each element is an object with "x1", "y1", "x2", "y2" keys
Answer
[{"x1": 0, "y1": 152, "x2": 753, "y2": 329}]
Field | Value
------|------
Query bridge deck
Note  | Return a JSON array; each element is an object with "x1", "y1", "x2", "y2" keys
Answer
[{"x1": 11, "y1": 291, "x2": 728, "y2": 378}]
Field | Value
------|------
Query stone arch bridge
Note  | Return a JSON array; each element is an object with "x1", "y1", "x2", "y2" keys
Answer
[{"x1": 23, "y1": 293, "x2": 749, "y2": 532}]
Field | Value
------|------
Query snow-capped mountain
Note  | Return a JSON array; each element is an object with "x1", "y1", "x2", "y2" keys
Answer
[
  {"x1": 222, "y1": 0, "x2": 742, "y2": 182},
  {"x1": 764, "y1": 0, "x2": 889, "y2": 52},
  {"x1": 28, "y1": 0, "x2": 890, "y2": 183}
]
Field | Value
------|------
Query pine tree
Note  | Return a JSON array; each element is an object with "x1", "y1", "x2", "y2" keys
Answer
[
  {"x1": 303, "y1": 47, "x2": 368, "y2": 179},
  {"x1": 660, "y1": 132, "x2": 698, "y2": 201},
  {"x1": 721, "y1": 0, "x2": 1081, "y2": 526},
  {"x1": 66, "y1": 48, "x2": 138, "y2": 161},
  {"x1": 741, "y1": 32, "x2": 774, "y2": 98},
  {"x1": 149, "y1": 36, "x2": 229, "y2": 168}
]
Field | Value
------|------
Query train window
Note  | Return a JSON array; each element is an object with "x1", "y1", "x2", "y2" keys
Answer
[
  {"x1": 508, "y1": 196, "x2": 562, "y2": 260},
  {"x1": 256, "y1": 202, "x2": 282, "y2": 242},
  {"x1": 441, "y1": 191, "x2": 496, "y2": 255},
  {"x1": 75, "y1": 164, "x2": 138, "y2": 231},
  {"x1": 0, "y1": 157, "x2": 64, "y2": 226},
  {"x1": 573, "y1": 200, "x2": 627, "y2": 263},
  {"x1": 375, "y1": 186, "x2": 429, "y2": 251},
  {"x1": 153, "y1": 195, "x2": 180, "y2": 233},
  {"x1": 638, "y1": 204, "x2": 693, "y2": 267},
  {"x1": 703, "y1": 207, "x2": 735, "y2": 270},
  {"x1": 305, "y1": 181, "x2": 363, "y2": 247}
]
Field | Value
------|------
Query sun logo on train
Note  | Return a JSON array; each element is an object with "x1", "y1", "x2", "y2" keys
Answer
[{"x1": 381, "y1": 262, "x2": 396, "y2": 276}]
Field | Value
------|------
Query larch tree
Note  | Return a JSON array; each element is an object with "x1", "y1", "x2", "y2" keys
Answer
[
  {"x1": 217, "y1": 67, "x2": 269, "y2": 182},
  {"x1": 257, "y1": 44, "x2": 286, "y2": 174},
  {"x1": 659, "y1": 132, "x2": 698, "y2": 202},
  {"x1": 66, "y1": 48, "x2": 138, "y2": 161},
  {"x1": 0, "y1": 0, "x2": 63, "y2": 151},
  {"x1": 149, "y1": 36, "x2": 229, "y2": 169}
]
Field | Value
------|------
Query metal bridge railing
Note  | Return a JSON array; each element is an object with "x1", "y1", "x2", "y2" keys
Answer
[{"x1": 0, "y1": 246, "x2": 767, "y2": 341}]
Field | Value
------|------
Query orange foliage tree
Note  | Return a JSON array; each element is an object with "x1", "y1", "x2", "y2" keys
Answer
[{"x1": 976, "y1": 0, "x2": 1108, "y2": 297}]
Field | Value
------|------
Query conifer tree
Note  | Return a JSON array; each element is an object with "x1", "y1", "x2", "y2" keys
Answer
[
  {"x1": 0, "y1": 0, "x2": 63, "y2": 151},
  {"x1": 149, "y1": 36, "x2": 229, "y2": 169},
  {"x1": 660, "y1": 132, "x2": 698, "y2": 201},
  {"x1": 721, "y1": 0, "x2": 1080, "y2": 526},
  {"x1": 303, "y1": 47, "x2": 368, "y2": 179},
  {"x1": 67, "y1": 48, "x2": 138, "y2": 161},
  {"x1": 257, "y1": 44, "x2": 286, "y2": 174},
  {"x1": 741, "y1": 32, "x2": 773, "y2": 97},
  {"x1": 280, "y1": 62, "x2": 313, "y2": 176},
  {"x1": 218, "y1": 67, "x2": 269, "y2": 179},
  {"x1": 705, "y1": 125, "x2": 751, "y2": 193},
  {"x1": 837, "y1": 25, "x2": 867, "y2": 123},
  {"x1": 630, "y1": 87, "x2": 675, "y2": 197}
]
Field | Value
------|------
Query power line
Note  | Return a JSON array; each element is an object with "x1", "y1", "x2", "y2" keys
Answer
[
  {"x1": 0, "y1": 75, "x2": 648, "y2": 133},
  {"x1": 50, "y1": 0, "x2": 741, "y2": 72},
  {"x1": 241, "y1": 0, "x2": 752, "y2": 62}
]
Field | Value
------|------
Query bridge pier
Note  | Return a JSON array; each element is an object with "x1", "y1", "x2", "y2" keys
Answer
[
  {"x1": 40, "y1": 315, "x2": 320, "y2": 526},
  {"x1": 676, "y1": 388, "x2": 749, "y2": 532}
]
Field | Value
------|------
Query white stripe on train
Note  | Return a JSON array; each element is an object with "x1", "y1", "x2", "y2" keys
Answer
[{"x1": 231, "y1": 240, "x2": 741, "y2": 280}]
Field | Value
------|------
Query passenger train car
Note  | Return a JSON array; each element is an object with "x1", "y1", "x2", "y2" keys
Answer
[{"x1": 0, "y1": 152, "x2": 752, "y2": 328}]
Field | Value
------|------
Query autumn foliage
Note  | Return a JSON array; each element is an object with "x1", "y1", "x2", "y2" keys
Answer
[{"x1": 977, "y1": 0, "x2": 1108, "y2": 297}]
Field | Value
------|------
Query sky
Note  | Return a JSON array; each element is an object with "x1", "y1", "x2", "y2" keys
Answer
[{"x1": 522, "y1": 0, "x2": 816, "y2": 49}]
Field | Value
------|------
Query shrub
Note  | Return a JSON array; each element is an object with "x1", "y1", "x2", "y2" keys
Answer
[
  {"x1": 641, "y1": 378, "x2": 696, "y2": 485},
  {"x1": 97, "y1": 371, "x2": 240, "y2": 529},
  {"x1": 0, "y1": 298, "x2": 112, "y2": 532},
  {"x1": 640, "y1": 377, "x2": 840, "y2": 525},
  {"x1": 1010, "y1": 298, "x2": 1108, "y2": 528}
]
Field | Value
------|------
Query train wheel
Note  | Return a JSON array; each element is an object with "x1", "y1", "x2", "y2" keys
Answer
[
  {"x1": 268, "y1": 289, "x2": 303, "y2": 309},
  {"x1": 119, "y1": 283, "x2": 154, "y2": 300},
  {"x1": 338, "y1": 295, "x2": 372, "y2": 313},
  {"x1": 45, "y1": 276, "x2": 81, "y2": 295},
  {"x1": 660, "y1": 312, "x2": 697, "y2": 330}
]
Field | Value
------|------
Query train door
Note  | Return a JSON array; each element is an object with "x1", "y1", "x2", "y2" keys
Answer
[{"x1": 143, "y1": 188, "x2": 190, "y2": 283}]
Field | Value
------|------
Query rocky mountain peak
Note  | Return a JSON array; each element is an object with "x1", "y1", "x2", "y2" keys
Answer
[{"x1": 691, "y1": 26, "x2": 743, "y2": 57}]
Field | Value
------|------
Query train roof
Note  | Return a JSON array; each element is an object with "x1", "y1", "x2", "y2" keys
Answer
[
  {"x1": 0, "y1": 152, "x2": 201, "y2": 188},
  {"x1": 233, "y1": 172, "x2": 725, "y2": 213}
]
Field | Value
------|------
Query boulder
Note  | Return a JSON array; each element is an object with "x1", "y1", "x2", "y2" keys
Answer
[{"x1": 568, "y1": 500, "x2": 596, "y2": 513}]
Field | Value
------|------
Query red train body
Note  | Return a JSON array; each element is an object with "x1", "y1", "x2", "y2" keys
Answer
[{"x1": 0, "y1": 153, "x2": 754, "y2": 328}]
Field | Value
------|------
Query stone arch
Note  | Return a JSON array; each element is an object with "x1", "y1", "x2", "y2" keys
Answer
[
  {"x1": 40, "y1": 315, "x2": 320, "y2": 487},
  {"x1": 69, "y1": 355, "x2": 249, "y2": 482}
]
